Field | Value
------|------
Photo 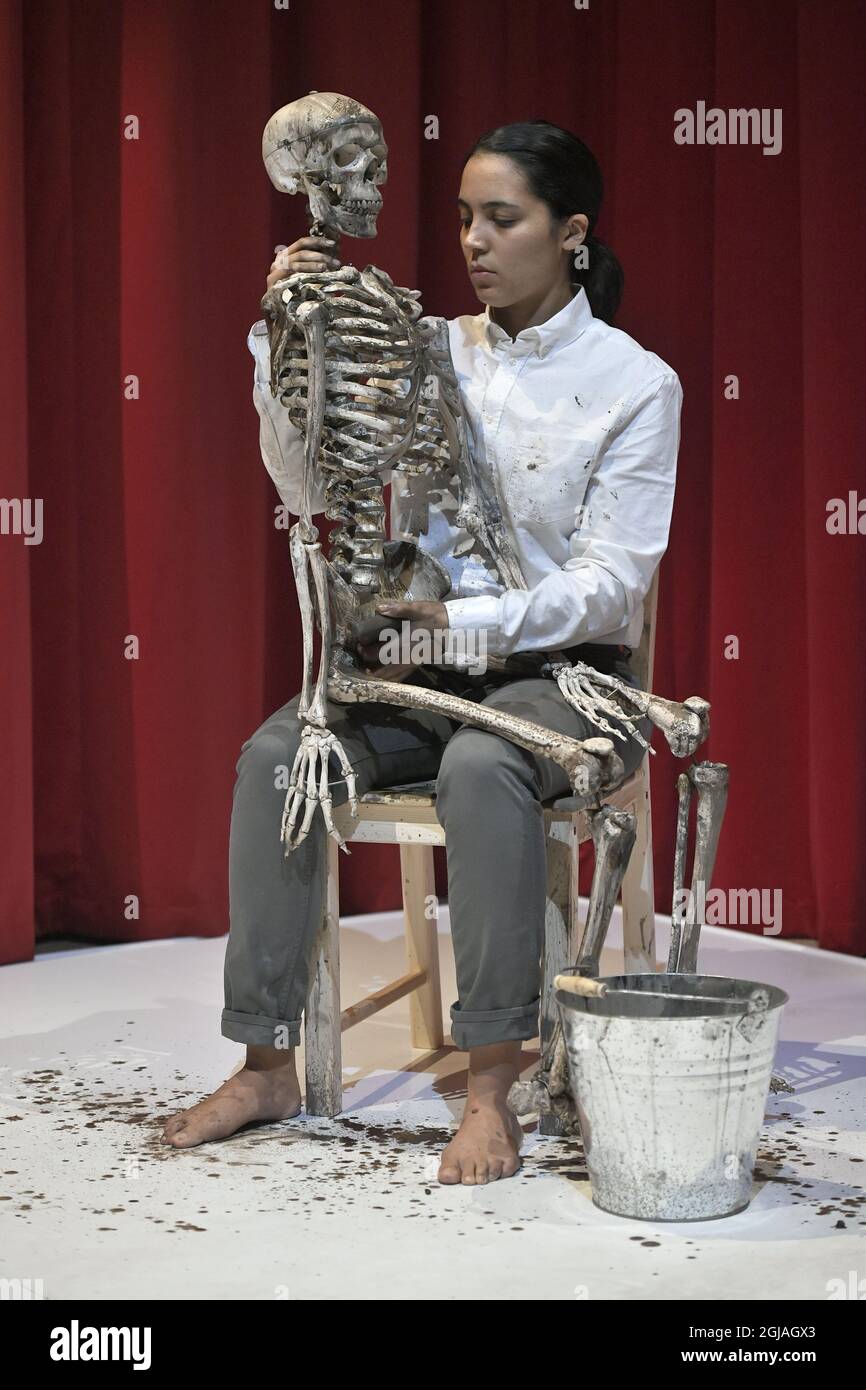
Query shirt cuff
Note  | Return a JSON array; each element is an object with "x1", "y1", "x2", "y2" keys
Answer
[{"x1": 443, "y1": 594, "x2": 505, "y2": 656}]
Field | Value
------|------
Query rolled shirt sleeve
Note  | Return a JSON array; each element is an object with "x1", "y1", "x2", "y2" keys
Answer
[{"x1": 444, "y1": 370, "x2": 682, "y2": 656}]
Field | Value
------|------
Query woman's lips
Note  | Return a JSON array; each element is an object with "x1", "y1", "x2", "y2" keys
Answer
[{"x1": 470, "y1": 265, "x2": 495, "y2": 278}]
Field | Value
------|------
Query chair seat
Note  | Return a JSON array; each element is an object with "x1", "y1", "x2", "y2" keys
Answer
[
  {"x1": 360, "y1": 779, "x2": 439, "y2": 806},
  {"x1": 360, "y1": 764, "x2": 646, "y2": 814}
]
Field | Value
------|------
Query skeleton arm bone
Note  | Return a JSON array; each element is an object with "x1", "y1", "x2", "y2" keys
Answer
[
  {"x1": 293, "y1": 299, "x2": 330, "y2": 541},
  {"x1": 418, "y1": 317, "x2": 528, "y2": 594},
  {"x1": 248, "y1": 319, "x2": 329, "y2": 516},
  {"x1": 444, "y1": 371, "x2": 683, "y2": 658},
  {"x1": 327, "y1": 668, "x2": 625, "y2": 799}
]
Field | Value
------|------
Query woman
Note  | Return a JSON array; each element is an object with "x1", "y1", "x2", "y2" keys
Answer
[{"x1": 162, "y1": 121, "x2": 682, "y2": 1184}]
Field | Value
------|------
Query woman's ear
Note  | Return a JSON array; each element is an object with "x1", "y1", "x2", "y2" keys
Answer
[{"x1": 562, "y1": 213, "x2": 589, "y2": 253}]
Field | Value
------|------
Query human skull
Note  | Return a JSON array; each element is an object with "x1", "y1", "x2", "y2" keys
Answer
[{"x1": 262, "y1": 91, "x2": 388, "y2": 238}]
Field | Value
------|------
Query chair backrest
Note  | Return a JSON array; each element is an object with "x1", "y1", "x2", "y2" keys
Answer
[{"x1": 633, "y1": 565, "x2": 660, "y2": 693}]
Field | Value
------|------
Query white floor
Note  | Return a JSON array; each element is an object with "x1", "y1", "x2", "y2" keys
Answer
[{"x1": 1, "y1": 908, "x2": 864, "y2": 1301}]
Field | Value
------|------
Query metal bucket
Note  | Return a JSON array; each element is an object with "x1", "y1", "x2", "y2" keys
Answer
[{"x1": 556, "y1": 971, "x2": 789, "y2": 1221}]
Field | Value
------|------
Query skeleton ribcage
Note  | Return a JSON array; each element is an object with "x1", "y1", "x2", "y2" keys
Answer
[{"x1": 268, "y1": 269, "x2": 455, "y2": 589}]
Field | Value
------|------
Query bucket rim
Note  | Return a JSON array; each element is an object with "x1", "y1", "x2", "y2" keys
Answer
[{"x1": 555, "y1": 969, "x2": 789, "y2": 1018}]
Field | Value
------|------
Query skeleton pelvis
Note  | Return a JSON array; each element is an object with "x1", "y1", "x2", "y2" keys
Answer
[{"x1": 328, "y1": 539, "x2": 452, "y2": 659}]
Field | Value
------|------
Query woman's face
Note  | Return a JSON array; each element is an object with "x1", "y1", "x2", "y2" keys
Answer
[{"x1": 458, "y1": 151, "x2": 586, "y2": 307}]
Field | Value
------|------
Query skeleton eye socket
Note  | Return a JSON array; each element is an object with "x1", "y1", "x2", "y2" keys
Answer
[{"x1": 333, "y1": 143, "x2": 362, "y2": 167}]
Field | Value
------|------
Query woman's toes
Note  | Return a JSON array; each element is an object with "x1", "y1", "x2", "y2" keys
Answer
[
  {"x1": 168, "y1": 1125, "x2": 208, "y2": 1148},
  {"x1": 437, "y1": 1157, "x2": 462, "y2": 1184},
  {"x1": 161, "y1": 1114, "x2": 188, "y2": 1139}
]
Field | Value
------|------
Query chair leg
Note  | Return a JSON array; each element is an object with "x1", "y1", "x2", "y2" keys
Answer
[
  {"x1": 304, "y1": 835, "x2": 343, "y2": 1117},
  {"x1": 620, "y1": 763, "x2": 657, "y2": 974},
  {"x1": 539, "y1": 816, "x2": 579, "y2": 1136},
  {"x1": 400, "y1": 842, "x2": 444, "y2": 1050}
]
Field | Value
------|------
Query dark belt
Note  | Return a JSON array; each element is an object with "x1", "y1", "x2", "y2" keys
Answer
[
  {"x1": 413, "y1": 641, "x2": 633, "y2": 700},
  {"x1": 559, "y1": 641, "x2": 632, "y2": 673}
]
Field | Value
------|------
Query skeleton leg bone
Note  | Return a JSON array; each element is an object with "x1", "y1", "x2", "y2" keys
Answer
[
  {"x1": 507, "y1": 806, "x2": 637, "y2": 1129},
  {"x1": 667, "y1": 761, "x2": 730, "y2": 973},
  {"x1": 667, "y1": 770, "x2": 693, "y2": 974}
]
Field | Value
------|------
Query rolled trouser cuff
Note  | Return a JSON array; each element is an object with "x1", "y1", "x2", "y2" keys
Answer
[
  {"x1": 221, "y1": 1008, "x2": 302, "y2": 1049},
  {"x1": 449, "y1": 999, "x2": 540, "y2": 1050}
]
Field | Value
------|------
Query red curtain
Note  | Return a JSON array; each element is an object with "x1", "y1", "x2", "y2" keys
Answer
[{"x1": 1, "y1": 0, "x2": 864, "y2": 963}]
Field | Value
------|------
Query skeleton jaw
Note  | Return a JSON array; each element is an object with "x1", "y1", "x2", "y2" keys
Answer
[{"x1": 301, "y1": 171, "x2": 382, "y2": 238}]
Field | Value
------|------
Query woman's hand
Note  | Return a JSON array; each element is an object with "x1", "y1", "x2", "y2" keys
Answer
[
  {"x1": 375, "y1": 600, "x2": 450, "y2": 631},
  {"x1": 357, "y1": 600, "x2": 450, "y2": 672},
  {"x1": 266, "y1": 235, "x2": 342, "y2": 291},
  {"x1": 358, "y1": 660, "x2": 417, "y2": 683}
]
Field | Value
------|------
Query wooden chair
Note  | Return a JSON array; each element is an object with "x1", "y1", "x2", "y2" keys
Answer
[{"x1": 303, "y1": 568, "x2": 660, "y2": 1123}]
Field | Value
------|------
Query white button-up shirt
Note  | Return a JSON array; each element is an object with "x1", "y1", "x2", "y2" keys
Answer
[{"x1": 246, "y1": 284, "x2": 682, "y2": 657}]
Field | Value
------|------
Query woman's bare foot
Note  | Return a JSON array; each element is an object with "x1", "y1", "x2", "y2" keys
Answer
[
  {"x1": 438, "y1": 1041, "x2": 525, "y2": 1184},
  {"x1": 161, "y1": 1045, "x2": 302, "y2": 1149}
]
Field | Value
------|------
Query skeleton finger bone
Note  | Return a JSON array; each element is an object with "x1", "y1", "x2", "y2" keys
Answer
[
  {"x1": 280, "y1": 725, "x2": 359, "y2": 856},
  {"x1": 565, "y1": 663, "x2": 710, "y2": 757},
  {"x1": 551, "y1": 663, "x2": 654, "y2": 752}
]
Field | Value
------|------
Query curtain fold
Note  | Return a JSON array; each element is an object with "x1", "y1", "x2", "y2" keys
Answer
[{"x1": 1, "y1": 0, "x2": 863, "y2": 963}]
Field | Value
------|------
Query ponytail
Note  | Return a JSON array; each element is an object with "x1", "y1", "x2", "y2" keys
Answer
[{"x1": 573, "y1": 231, "x2": 624, "y2": 326}]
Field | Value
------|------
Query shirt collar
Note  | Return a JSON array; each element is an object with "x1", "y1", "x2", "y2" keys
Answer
[{"x1": 480, "y1": 285, "x2": 594, "y2": 360}]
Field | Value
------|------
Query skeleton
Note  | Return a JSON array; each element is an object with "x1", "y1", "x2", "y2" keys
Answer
[
  {"x1": 259, "y1": 91, "x2": 717, "y2": 858},
  {"x1": 258, "y1": 90, "x2": 737, "y2": 1123}
]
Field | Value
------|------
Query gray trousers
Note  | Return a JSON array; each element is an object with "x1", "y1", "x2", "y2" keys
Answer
[{"x1": 222, "y1": 659, "x2": 652, "y2": 1052}]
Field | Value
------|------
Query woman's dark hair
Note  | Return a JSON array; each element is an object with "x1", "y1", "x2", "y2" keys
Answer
[{"x1": 462, "y1": 120, "x2": 624, "y2": 325}]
